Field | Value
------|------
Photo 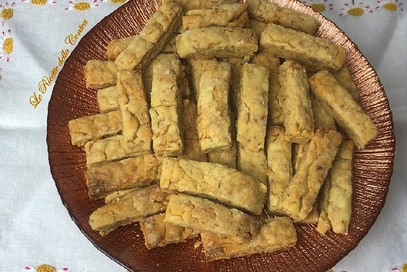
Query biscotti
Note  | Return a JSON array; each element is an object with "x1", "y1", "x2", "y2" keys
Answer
[
  {"x1": 160, "y1": 158, "x2": 267, "y2": 214},
  {"x1": 86, "y1": 155, "x2": 163, "y2": 199},
  {"x1": 164, "y1": 194, "x2": 260, "y2": 241},
  {"x1": 246, "y1": 0, "x2": 320, "y2": 34},
  {"x1": 279, "y1": 60, "x2": 314, "y2": 143},
  {"x1": 201, "y1": 216, "x2": 297, "y2": 261},
  {"x1": 89, "y1": 184, "x2": 169, "y2": 235},
  {"x1": 278, "y1": 128, "x2": 343, "y2": 221},
  {"x1": 260, "y1": 23, "x2": 346, "y2": 72},
  {"x1": 115, "y1": 2, "x2": 182, "y2": 70},
  {"x1": 176, "y1": 27, "x2": 258, "y2": 59},
  {"x1": 68, "y1": 110, "x2": 122, "y2": 146},
  {"x1": 309, "y1": 70, "x2": 378, "y2": 149},
  {"x1": 84, "y1": 60, "x2": 118, "y2": 89},
  {"x1": 116, "y1": 70, "x2": 153, "y2": 156},
  {"x1": 182, "y1": 3, "x2": 249, "y2": 30},
  {"x1": 140, "y1": 213, "x2": 199, "y2": 249},
  {"x1": 195, "y1": 58, "x2": 232, "y2": 153}
]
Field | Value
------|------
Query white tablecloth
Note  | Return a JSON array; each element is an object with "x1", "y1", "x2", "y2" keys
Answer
[{"x1": 0, "y1": 0, "x2": 406, "y2": 271}]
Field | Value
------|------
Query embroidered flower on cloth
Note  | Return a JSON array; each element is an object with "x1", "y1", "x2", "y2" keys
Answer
[
  {"x1": 0, "y1": 2, "x2": 15, "y2": 26},
  {"x1": 340, "y1": 1, "x2": 373, "y2": 16},
  {"x1": 106, "y1": 0, "x2": 128, "y2": 3},
  {"x1": 376, "y1": 0, "x2": 404, "y2": 11},
  {"x1": 21, "y1": 0, "x2": 57, "y2": 5},
  {"x1": 25, "y1": 264, "x2": 68, "y2": 272},
  {"x1": 65, "y1": 0, "x2": 99, "y2": 11},
  {"x1": 99, "y1": 0, "x2": 128, "y2": 4},
  {"x1": 0, "y1": 29, "x2": 13, "y2": 62},
  {"x1": 303, "y1": 0, "x2": 334, "y2": 13}
]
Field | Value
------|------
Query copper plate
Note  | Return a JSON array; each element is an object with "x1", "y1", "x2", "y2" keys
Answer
[{"x1": 47, "y1": 0, "x2": 395, "y2": 271}]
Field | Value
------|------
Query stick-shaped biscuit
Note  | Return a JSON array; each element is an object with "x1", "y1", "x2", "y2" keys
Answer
[
  {"x1": 260, "y1": 23, "x2": 346, "y2": 72},
  {"x1": 279, "y1": 128, "x2": 343, "y2": 221},
  {"x1": 84, "y1": 60, "x2": 118, "y2": 89},
  {"x1": 309, "y1": 70, "x2": 378, "y2": 149},
  {"x1": 236, "y1": 63, "x2": 269, "y2": 184},
  {"x1": 149, "y1": 54, "x2": 184, "y2": 156},
  {"x1": 279, "y1": 60, "x2": 314, "y2": 144},
  {"x1": 164, "y1": 194, "x2": 260, "y2": 242},
  {"x1": 140, "y1": 213, "x2": 199, "y2": 249},
  {"x1": 250, "y1": 52, "x2": 283, "y2": 126},
  {"x1": 266, "y1": 126, "x2": 292, "y2": 215},
  {"x1": 117, "y1": 70, "x2": 153, "y2": 156},
  {"x1": 160, "y1": 158, "x2": 267, "y2": 215},
  {"x1": 85, "y1": 154, "x2": 163, "y2": 200},
  {"x1": 115, "y1": 2, "x2": 182, "y2": 70},
  {"x1": 68, "y1": 110, "x2": 122, "y2": 146},
  {"x1": 162, "y1": 0, "x2": 238, "y2": 12},
  {"x1": 176, "y1": 27, "x2": 258, "y2": 59},
  {"x1": 201, "y1": 216, "x2": 297, "y2": 261},
  {"x1": 246, "y1": 0, "x2": 320, "y2": 34},
  {"x1": 182, "y1": 3, "x2": 249, "y2": 30},
  {"x1": 327, "y1": 139, "x2": 354, "y2": 234},
  {"x1": 89, "y1": 184, "x2": 169, "y2": 235},
  {"x1": 196, "y1": 58, "x2": 232, "y2": 153}
]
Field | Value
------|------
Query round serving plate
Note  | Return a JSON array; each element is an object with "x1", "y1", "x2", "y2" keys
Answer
[{"x1": 47, "y1": 0, "x2": 395, "y2": 271}]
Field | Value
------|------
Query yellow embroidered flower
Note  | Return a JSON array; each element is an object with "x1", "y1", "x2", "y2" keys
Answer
[
  {"x1": 0, "y1": 29, "x2": 13, "y2": 62},
  {"x1": 21, "y1": 0, "x2": 57, "y2": 5},
  {"x1": 376, "y1": 0, "x2": 404, "y2": 11},
  {"x1": 402, "y1": 263, "x2": 407, "y2": 272},
  {"x1": 0, "y1": 2, "x2": 15, "y2": 26},
  {"x1": 35, "y1": 264, "x2": 56, "y2": 272},
  {"x1": 340, "y1": 1, "x2": 373, "y2": 16},
  {"x1": 25, "y1": 264, "x2": 69, "y2": 272},
  {"x1": 304, "y1": 0, "x2": 333, "y2": 13},
  {"x1": 65, "y1": 0, "x2": 99, "y2": 11},
  {"x1": 108, "y1": 0, "x2": 127, "y2": 3}
]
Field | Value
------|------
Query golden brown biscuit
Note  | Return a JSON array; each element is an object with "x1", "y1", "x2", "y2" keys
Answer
[
  {"x1": 309, "y1": 70, "x2": 378, "y2": 149},
  {"x1": 278, "y1": 128, "x2": 343, "y2": 221},
  {"x1": 182, "y1": 3, "x2": 249, "y2": 30},
  {"x1": 160, "y1": 158, "x2": 267, "y2": 214},
  {"x1": 89, "y1": 184, "x2": 169, "y2": 235},
  {"x1": 86, "y1": 155, "x2": 163, "y2": 200},
  {"x1": 266, "y1": 126, "x2": 292, "y2": 215},
  {"x1": 149, "y1": 54, "x2": 183, "y2": 156},
  {"x1": 176, "y1": 27, "x2": 258, "y2": 59},
  {"x1": 84, "y1": 60, "x2": 118, "y2": 89},
  {"x1": 115, "y1": 2, "x2": 182, "y2": 70},
  {"x1": 260, "y1": 23, "x2": 346, "y2": 72},
  {"x1": 246, "y1": 0, "x2": 320, "y2": 34},
  {"x1": 279, "y1": 60, "x2": 314, "y2": 144},
  {"x1": 195, "y1": 58, "x2": 232, "y2": 153},
  {"x1": 117, "y1": 70, "x2": 152, "y2": 156},
  {"x1": 140, "y1": 213, "x2": 199, "y2": 249},
  {"x1": 68, "y1": 110, "x2": 122, "y2": 146},
  {"x1": 236, "y1": 63, "x2": 269, "y2": 184},
  {"x1": 164, "y1": 194, "x2": 260, "y2": 241},
  {"x1": 201, "y1": 216, "x2": 297, "y2": 261}
]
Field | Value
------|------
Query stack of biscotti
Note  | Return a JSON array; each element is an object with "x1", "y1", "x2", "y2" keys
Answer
[{"x1": 67, "y1": 0, "x2": 378, "y2": 261}]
